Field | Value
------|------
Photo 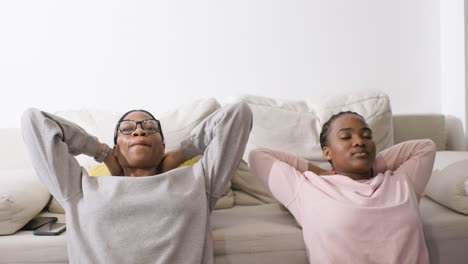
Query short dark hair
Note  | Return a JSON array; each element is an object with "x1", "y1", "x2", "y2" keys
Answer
[
  {"x1": 319, "y1": 111, "x2": 365, "y2": 150},
  {"x1": 113, "y1": 109, "x2": 164, "y2": 145}
]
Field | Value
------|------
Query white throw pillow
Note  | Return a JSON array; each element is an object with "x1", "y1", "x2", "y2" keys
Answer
[
  {"x1": 0, "y1": 169, "x2": 51, "y2": 235},
  {"x1": 425, "y1": 151, "x2": 468, "y2": 215},
  {"x1": 158, "y1": 98, "x2": 221, "y2": 151},
  {"x1": 313, "y1": 90, "x2": 394, "y2": 154},
  {"x1": 237, "y1": 90, "x2": 393, "y2": 165},
  {"x1": 234, "y1": 95, "x2": 324, "y2": 166}
]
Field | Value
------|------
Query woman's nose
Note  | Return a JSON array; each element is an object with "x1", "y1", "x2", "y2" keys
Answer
[
  {"x1": 353, "y1": 137, "x2": 365, "y2": 146},
  {"x1": 132, "y1": 124, "x2": 147, "y2": 136}
]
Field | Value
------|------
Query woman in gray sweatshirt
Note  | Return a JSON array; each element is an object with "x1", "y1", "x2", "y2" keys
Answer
[{"x1": 21, "y1": 102, "x2": 252, "y2": 264}]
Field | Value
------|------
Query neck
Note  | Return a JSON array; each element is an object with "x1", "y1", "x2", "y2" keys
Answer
[
  {"x1": 124, "y1": 167, "x2": 159, "y2": 177},
  {"x1": 336, "y1": 169, "x2": 373, "y2": 181}
]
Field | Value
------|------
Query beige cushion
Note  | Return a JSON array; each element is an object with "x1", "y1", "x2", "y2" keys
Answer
[
  {"x1": 211, "y1": 203, "x2": 307, "y2": 263},
  {"x1": 393, "y1": 114, "x2": 446, "y2": 151},
  {"x1": 424, "y1": 152, "x2": 468, "y2": 215},
  {"x1": 232, "y1": 160, "x2": 277, "y2": 205},
  {"x1": 237, "y1": 90, "x2": 394, "y2": 167},
  {"x1": 0, "y1": 169, "x2": 51, "y2": 235},
  {"x1": 214, "y1": 182, "x2": 235, "y2": 209},
  {"x1": 47, "y1": 197, "x2": 65, "y2": 214}
]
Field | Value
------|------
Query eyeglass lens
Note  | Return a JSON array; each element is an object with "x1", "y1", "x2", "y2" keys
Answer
[{"x1": 119, "y1": 120, "x2": 159, "y2": 135}]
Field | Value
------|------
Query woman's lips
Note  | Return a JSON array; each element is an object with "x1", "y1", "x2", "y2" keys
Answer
[
  {"x1": 352, "y1": 150, "x2": 369, "y2": 157},
  {"x1": 130, "y1": 141, "x2": 151, "y2": 148}
]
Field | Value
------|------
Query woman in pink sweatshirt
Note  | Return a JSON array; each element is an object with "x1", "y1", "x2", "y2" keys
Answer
[{"x1": 249, "y1": 111, "x2": 436, "y2": 264}]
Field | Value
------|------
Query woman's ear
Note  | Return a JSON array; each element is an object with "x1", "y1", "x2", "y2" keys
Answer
[{"x1": 322, "y1": 147, "x2": 331, "y2": 161}]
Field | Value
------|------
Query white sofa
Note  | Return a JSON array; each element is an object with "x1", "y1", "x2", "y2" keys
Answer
[{"x1": 1, "y1": 91, "x2": 468, "y2": 264}]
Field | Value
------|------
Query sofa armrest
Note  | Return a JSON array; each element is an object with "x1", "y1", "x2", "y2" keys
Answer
[{"x1": 445, "y1": 115, "x2": 467, "y2": 151}]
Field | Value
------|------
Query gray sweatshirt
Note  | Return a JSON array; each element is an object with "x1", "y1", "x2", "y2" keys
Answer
[{"x1": 21, "y1": 102, "x2": 252, "y2": 264}]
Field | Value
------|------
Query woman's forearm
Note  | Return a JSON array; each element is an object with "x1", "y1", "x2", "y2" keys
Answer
[
  {"x1": 375, "y1": 140, "x2": 436, "y2": 172},
  {"x1": 250, "y1": 148, "x2": 309, "y2": 173},
  {"x1": 21, "y1": 108, "x2": 96, "y2": 200}
]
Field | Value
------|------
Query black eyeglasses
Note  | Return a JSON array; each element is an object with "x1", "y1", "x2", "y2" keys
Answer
[{"x1": 117, "y1": 119, "x2": 161, "y2": 135}]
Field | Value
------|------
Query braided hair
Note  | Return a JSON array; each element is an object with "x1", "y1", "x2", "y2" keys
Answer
[
  {"x1": 113, "y1": 109, "x2": 164, "y2": 145},
  {"x1": 319, "y1": 111, "x2": 365, "y2": 150}
]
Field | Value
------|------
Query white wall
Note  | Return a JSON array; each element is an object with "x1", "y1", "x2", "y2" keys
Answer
[
  {"x1": 0, "y1": 0, "x2": 441, "y2": 128},
  {"x1": 440, "y1": 0, "x2": 466, "y2": 150}
]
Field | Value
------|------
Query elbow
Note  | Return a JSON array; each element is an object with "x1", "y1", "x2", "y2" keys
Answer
[
  {"x1": 412, "y1": 139, "x2": 437, "y2": 162},
  {"x1": 421, "y1": 139, "x2": 437, "y2": 153},
  {"x1": 235, "y1": 101, "x2": 253, "y2": 120},
  {"x1": 21, "y1": 108, "x2": 40, "y2": 131},
  {"x1": 248, "y1": 148, "x2": 263, "y2": 168},
  {"x1": 427, "y1": 139, "x2": 437, "y2": 152},
  {"x1": 21, "y1": 108, "x2": 48, "y2": 142},
  {"x1": 248, "y1": 149, "x2": 259, "y2": 167},
  {"x1": 229, "y1": 102, "x2": 253, "y2": 131},
  {"x1": 425, "y1": 139, "x2": 437, "y2": 160},
  {"x1": 248, "y1": 148, "x2": 271, "y2": 166}
]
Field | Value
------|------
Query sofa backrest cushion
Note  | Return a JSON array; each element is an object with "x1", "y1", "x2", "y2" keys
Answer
[
  {"x1": 231, "y1": 160, "x2": 278, "y2": 205},
  {"x1": 393, "y1": 114, "x2": 446, "y2": 151},
  {"x1": 0, "y1": 169, "x2": 51, "y2": 235}
]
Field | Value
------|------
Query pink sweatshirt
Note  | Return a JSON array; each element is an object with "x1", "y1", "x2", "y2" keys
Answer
[{"x1": 249, "y1": 139, "x2": 436, "y2": 264}]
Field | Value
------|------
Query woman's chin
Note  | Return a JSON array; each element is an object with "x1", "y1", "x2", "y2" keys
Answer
[
  {"x1": 124, "y1": 158, "x2": 160, "y2": 170},
  {"x1": 352, "y1": 158, "x2": 374, "y2": 169}
]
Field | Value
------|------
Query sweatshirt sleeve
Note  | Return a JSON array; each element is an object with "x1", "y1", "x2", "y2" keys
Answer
[
  {"x1": 373, "y1": 139, "x2": 436, "y2": 201},
  {"x1": 21, "y1": 108, "x2": 99, "y2": 202},
  {"x1": 180, "y1": 102, "x2": 252, "y2": 211},
  {"x1": 249, "y1": 148, "x2": 309, "y2": 225}
]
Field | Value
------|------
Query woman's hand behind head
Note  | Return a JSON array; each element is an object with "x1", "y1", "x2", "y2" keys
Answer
[{"x1": 158, "y1": 148, "x2": 187, "y2": 173}]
